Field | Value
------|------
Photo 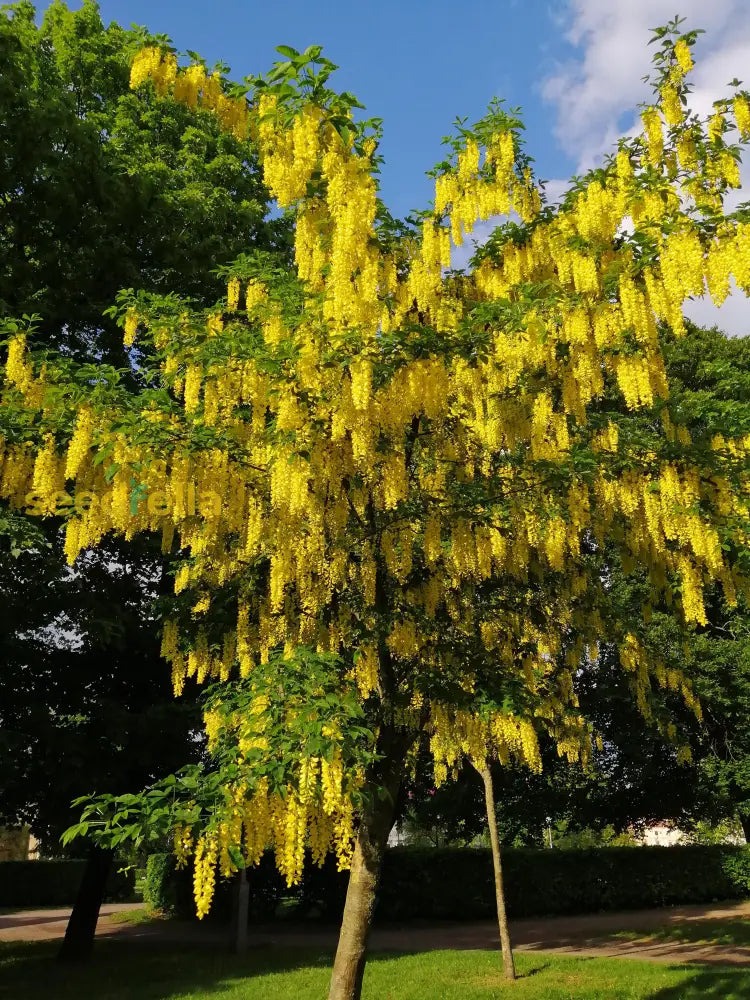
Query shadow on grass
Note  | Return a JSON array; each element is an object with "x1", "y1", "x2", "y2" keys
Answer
[
  {"x1": 614, "y1": 917, "x2": 750, "y2": 949},
  {"x1": 3, "y1": 937, "x2": 750, "y2": 1000},
  {"x1": 517, "y1": 959, "x2": 551, "y2": 977},
  {"x1": 646, "y1": 967, "x2": 750, "y2": 999},
  {"x1": 0, "y1": 939, "x2": 333, "y2": 1000}
]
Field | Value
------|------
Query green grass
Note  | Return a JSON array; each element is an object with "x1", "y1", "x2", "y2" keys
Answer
[
  {"x1": 107, "y1": 907, "x2": 165, "y2": 926},
  {"x1": 135, "y1": 873, "x2": 147, "y2": 897},
  {"x1": 612, "y1": 918, "x2": 750, "y2": 949},
  {"x1": 1, "y1": 941, "x2": 749, "y2": 1000}
]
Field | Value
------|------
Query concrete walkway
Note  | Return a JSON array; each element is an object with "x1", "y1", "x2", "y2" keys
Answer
[
  {"x1": 2, "y1": 900, "x2": 749, "y2": 966},
  {"x1": 0, "y1": 903, "x2": 145, "y2": 942}
]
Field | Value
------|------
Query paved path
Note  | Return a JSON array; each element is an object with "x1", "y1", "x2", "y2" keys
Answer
[
  {"x1": 262, "y1": 902, "x2": 750, "y2": 966},
  {"x1": 2, "y1": 900, "x2": 749, "y2": 966},
  {"x1": 0, "y1": 903, "x2": 145, "y2": 942}
]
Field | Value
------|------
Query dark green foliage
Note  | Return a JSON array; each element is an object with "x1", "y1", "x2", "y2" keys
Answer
[
  {"x1": 143, "y1": 853, "x2": 195, "y2": 919},
  {"x1": 144, "y1": 853, "x2": 286, "y2": 922},
  {"x1": 146, "y1": 845, "x2": 750, "y2": 924},
  {"x1": 376, "y1": 846, "x2": 750, "y2": 920},
  {"x1": 0, "y1": 0, "x2": 286, "y2": 365},
  {"x1": 296, "y1": 855, "x2": 350, "y2": 920},
  {"x1": 0, "y1": 859, "x2": 134, "y2": 907},
  {"x1": 143, "y1": 850, "x2": 346, "y2": 923},
  {"x1": 0, "y1": 536, "x2": 202, "y2": 851}
]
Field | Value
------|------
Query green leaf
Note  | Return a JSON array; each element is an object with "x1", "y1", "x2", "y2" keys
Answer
[{"x1": 275, "y1": 45, "x2": 300, "y2": 59}]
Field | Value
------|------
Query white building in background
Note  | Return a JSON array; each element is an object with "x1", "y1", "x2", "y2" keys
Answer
[
  {"x1": 639, "y1": 824, "x2": 683, "y2": 847},
  {"x1": 637, "y1": 823, "x2": 745, "y2": 847},
  {"x1": 387, "y1": 825, "x2": 408, "y2": 847}
]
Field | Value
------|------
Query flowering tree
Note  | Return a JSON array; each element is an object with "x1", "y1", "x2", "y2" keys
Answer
[{"x1": 3, "y1": 21, "x2": 750, "y2": 1000}]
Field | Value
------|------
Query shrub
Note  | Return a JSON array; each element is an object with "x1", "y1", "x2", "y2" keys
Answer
[
  {"x1": 0, "y1": 859, "x2": 135, "y2": 908},
  {"x1": 145, "y1": 844, "x2": 750, "y2": 924},
  {"x1": 143, "y1": 853, "x2": 194, "y2": 918},
  {"x1": 376, "y1": 846, "x2": 750, "y2": 921},
  {"x1": 144, "y1": 852, "x2": 287, "y2": 921}
]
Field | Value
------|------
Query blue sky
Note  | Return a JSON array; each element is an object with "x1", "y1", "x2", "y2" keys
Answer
[
  {"x1": 84, "y1": 0, "x2": 573, "y2": 220},
  {"x1": 48, "y1": 1, "x2": 750, "y2": 332}
]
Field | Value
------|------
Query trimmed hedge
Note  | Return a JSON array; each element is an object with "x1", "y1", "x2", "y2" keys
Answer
[
  {"x1": 377, "y1": 846, "x2": 750, "y2": 920},
  {"x1": 145, "y1": 844, "x2": 750, "y2": 923},
  {"x1": 0, "y1": 860, "x2": 135, "y2": 908},
  {"x1": 144, "y1": 851, "x2": 287, "y2": 922}
]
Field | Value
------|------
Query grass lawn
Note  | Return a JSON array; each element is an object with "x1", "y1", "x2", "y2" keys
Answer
[
  {"x1": 108, "y1": 907, "x2": 166, "y2": 926},
  {"x1": 611, "y1": 917, "x2": 750, "y2": 949},
  {"x1": 1, "y1": 941, "x2": 749, "y2": 1000}
]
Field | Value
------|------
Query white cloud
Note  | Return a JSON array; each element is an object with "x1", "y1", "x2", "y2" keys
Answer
[
  {"x1": 542, "y1": 1, "x2": 749, "y2": 168},
  {"x1": 541, "y1": 178, "x2": 569, "y2": 206},
  {"x1": 450, "y1": 218, "x2": 503, "y2": 270},
  {"x1": 684, "y1": 279, "x2": 750, "y2": 336},
  {"x1": 542, "y1": 0, "x2": 750, "y2": 335}
]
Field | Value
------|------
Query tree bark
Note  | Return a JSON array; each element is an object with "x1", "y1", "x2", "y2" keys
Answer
[
  {"x1": 478, "y1": 764, "x2": 516, "y2": 981},
  {"x1": 739, "y1": 813, "x2": 750, "y2": 844},
  {"x1": 327, "y1": 728, "x2": 408, "y2": 1000},
  {"x1": 231, "y1": 867, "x2": 250, "y2": 954},
  {"x1": 57, "y1": 845, "x2": 114, "y2": 962}
]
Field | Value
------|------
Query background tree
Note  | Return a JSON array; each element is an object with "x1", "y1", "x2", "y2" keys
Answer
[
  {"x1": 661, "y1": 324, "x2": 750, "y2": 839},
  {"x1": 0, "y1": 536, "x2": 199, "y2": 852},
  {"x1": 0, "y1": 0, "x2": 285, "y2": 959},
  {"x1": 402, "y1": 325, "x2": 750, "y2": 850},
  {"x1": 0, "y1": 0, "x2": 285, "y2": 364},
  {"x1": 554, "y1": 326, "x2": 750, "y2": 846}
]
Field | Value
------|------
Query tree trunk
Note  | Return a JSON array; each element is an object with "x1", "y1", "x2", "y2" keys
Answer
[
  {"x1": 58, "y1": 845, "x2": 113, "y2": 962},
  {"x1": 327, "y1": 728, "x2": 408, "y2": 1000},
  {"x1": 739, "y1": 813, "x2": 750, "y2": 844},
  {"x1": 231, "y1": 867, "x2": 250, "y2": 954},
  {"x1": 478, "y1": 764, "x2": 516, "y2": 981}
]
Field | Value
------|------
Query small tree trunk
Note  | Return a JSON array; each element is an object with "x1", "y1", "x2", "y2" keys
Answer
[
  {"x1": 327, "y1": 728, "x2": 407, "y2": 1000},
  {"x1": 232, "y1": 867, "x2": 250, "y2": 954},
  {"x1": 478, "y1": 764, "x2": 516, "y2": 982},
  {"x1": 739, "y1": 813, "x2": 750, "y2": 844},
  {"x1": 58, "y1": 845, "x2": 113, "y2": 962}
]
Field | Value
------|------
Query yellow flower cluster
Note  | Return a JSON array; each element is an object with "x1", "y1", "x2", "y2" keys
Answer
[
  {"x1": 123, "y1": 309, "x2": 139, "y2": 347},
  {"x1": 192, "y1": 832, "x2": 218, "y2": 918},
  {"x1": 186, "y1": 694, "x2": 364, "y2": 896},
  {"x1": 130, "y1": 47, "x2": 175, "y2": 93},
  {"x1": 4, "y1": 334, "x2": 32, "y2": 393},
  {"x1": 660, "y1": 85, "x2": 683, "y2": 127},
  {"x1": 353, "y1": 644, "x2": 379, "y2": 697},
  {"x1": 674, "y1": 40, "x2": 694, "y2": 76},
  {"x1": 642, "y1": 108, "x2": 664, "y2": 166},
  {"x1": 64, "y1": 407, "x2": 94, "y2": 480},
  {"x1": 735, "y1": 96, "x2": 750, "y2": 139},
  {"x1": 129, "y1": 47, "x2": 248, "y2": 139},
  {"x1": 429, "y1": 705, "x2": 546, "y2": 783},
  {"x1": 434, "y1": 131, "x2": 521, "y2": 245}
]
